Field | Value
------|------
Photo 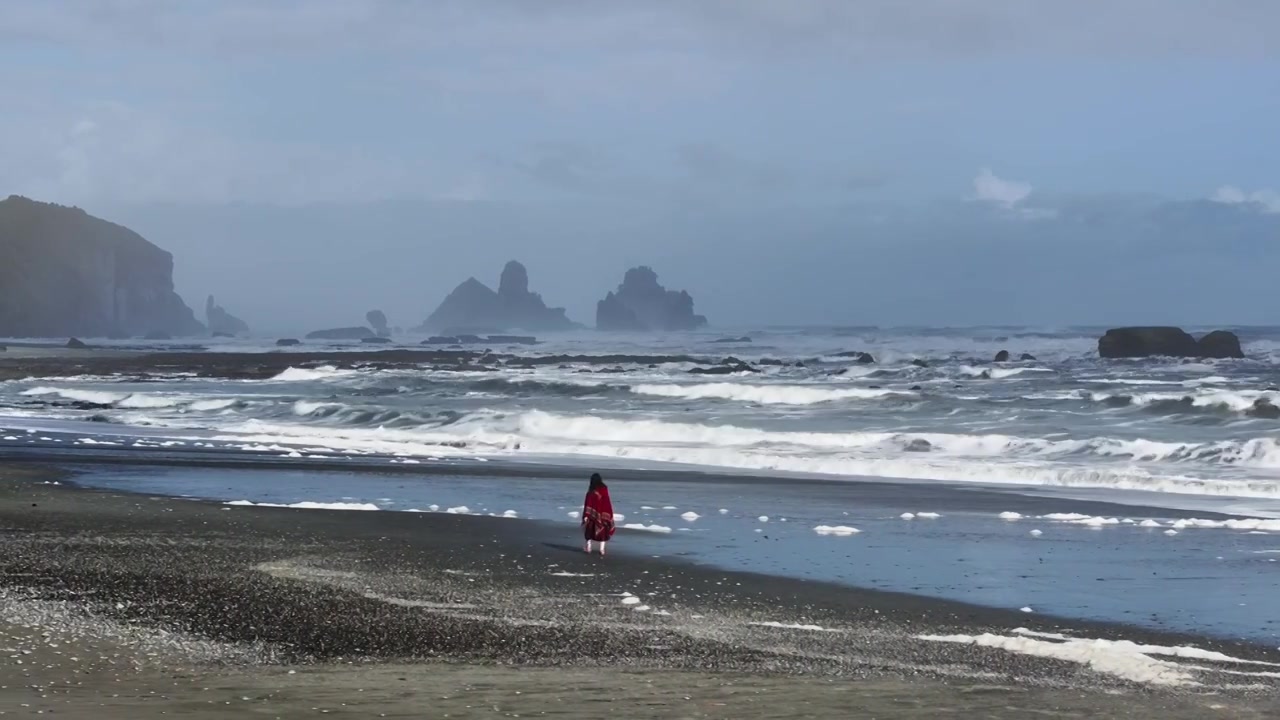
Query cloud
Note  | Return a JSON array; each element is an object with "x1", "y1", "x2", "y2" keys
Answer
[
  {"x1": 4, "y1": 1, "x2": 1278, "y2": 59},
  {"x1": 1211, "y1": 185, "x2": 1280, "y2": 213},
  {"x1": 973, "y1": 168, "x2": 1032, "y2": 208}
]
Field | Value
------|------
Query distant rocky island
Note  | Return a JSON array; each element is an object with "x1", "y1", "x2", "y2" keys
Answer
[
  {"x1": 596, "y1": 266, "x2": 707, "y2": 331},
  {"x1": 417, "y1": 261, "x2": 575, "y2": 333},
  {"x1": 206, "y1": 295, "x2": 249, "y2": 337},
  {"x1": 1098, "y1": 327, "x2": 1244, "y2": 359},
  {"x1": 0, "y1": 196, "x2": 203, "y2": 338}
]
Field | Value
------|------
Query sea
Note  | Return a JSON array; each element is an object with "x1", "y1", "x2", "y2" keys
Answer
[{"x1": 3, "y1": 326, "x2": 1280, "y2": 642}]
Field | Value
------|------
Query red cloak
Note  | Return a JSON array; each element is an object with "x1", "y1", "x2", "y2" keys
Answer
[{"x1": 582, "y1": 486, "x2": 616, "y2": 542}]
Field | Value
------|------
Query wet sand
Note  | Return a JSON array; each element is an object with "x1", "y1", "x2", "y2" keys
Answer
[{"x1": 2, "y1": 463, "x2": 1279, "y2": 718}]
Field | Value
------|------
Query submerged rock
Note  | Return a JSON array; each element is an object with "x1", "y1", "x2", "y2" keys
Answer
[
  {"x1": 711, "y1": 336, "x2": 752, "y2": 344},
  {"x1": 910, "y1": 359, "x2": 929, "y2": 368},
  {"x1": 360, "y1": 336, "x2": 393, "y2": 344},
  {"x1": 903, "y1": 438, "x2": 932, "y2": 452},
  {"x1": 275, "y1": 338, "x2": 301, "y2": 347},
  {"x1": 306, "y1": 327, "x2": 375, "y2": 340},
  {"x1": 1020, "y1": 353, "x2": 1037, "y2": 361},
  {"x1": 1247, "y1": 398, "x2": 1280, "y2": 419},
  {"x1": 596, "y1": 266, "x2": 707, "y2": 332},
  {"x1": 994, "y1": 350, "x2": 1010, "y2": 362},
  {"x1": 66, "y1": 337, "x2": 88, "y2": 349}
]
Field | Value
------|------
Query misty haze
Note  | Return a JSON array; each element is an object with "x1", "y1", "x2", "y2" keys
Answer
[{"x1": 2, "y1": 2, "x2": 1280, "y2": 718}]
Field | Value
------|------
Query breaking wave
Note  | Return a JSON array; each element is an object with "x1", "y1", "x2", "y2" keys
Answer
[
  {"x1": 630, "y1": 382, "x2": 911, "y2": 405},
  {"x1": 204, "y1": 410, "x2": 1280, "y2": 499}
]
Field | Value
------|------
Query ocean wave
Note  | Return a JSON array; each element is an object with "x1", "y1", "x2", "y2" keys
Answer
[
  {"x1": 1088, "y1": 389, "x2": 1275, "y2": 414},
  {"x1": 202, "y1": 410, "x2": 1280, "y2": 499},
  {"x1": 272, "y1": 366, "x2": 358, "y2": 382},
  {"x1": 630, "y1": 382, "x2": 910, "y2": 406},
  {"x1": 956, "y1": 366, "x2": 1051, "y2": 380}
]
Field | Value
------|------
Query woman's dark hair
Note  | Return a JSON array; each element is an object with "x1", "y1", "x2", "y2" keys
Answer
[{"x1": 589, "y1": 472, "x2": 606, "y2": 490}]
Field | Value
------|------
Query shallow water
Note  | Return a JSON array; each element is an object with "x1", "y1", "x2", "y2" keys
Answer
[{"x1": 69, "y1": 463, "x2": 1280, "y2": 644}]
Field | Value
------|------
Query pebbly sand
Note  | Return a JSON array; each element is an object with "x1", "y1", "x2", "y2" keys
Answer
[{"x1": 2, "y1": 463, "x2": 1279, "y2": 718}]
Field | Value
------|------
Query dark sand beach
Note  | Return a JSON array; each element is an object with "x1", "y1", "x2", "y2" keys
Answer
[{"x1": 3, "y1": 462, "x2": 1279, "y2": 718}]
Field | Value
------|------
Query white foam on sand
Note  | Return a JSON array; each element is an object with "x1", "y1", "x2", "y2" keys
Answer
[
  {"x1": 999, "y1": 512, "x2": 1023, "y2": 520},
  {"x1": 623, "y1": 523, "x2": 672, "y2": 534},
  {"x1": 680, "y1": 511, "x2": 701, "y2": 521},
  {"x1": 813, "y1": 525, "x2": 861, "y2": 536},
  {"x1": 620, "y1": 596, "x2": 641, "y2": 605},
  {"x1": 718, "y1": 508, "x2": 729, "y2": 514},
  {"x1": 226, "y1": 500, "x2": 380, "y2": 511},
  {"x1": 550, "y1": 572, "x2": 595, "y2": 577},
  {"x1": 750, "y1": 621, "x2": 840, "y2": 632},
  {"x1": 900, "y1": 513, "x2": 916, "y2": 520},
  {"x1": 916, "y1": 512, "x2": 941, "y2": 519},
  {"x1": 758, "y1": 515, "x2": 769, "y2": 522},
  {"x1": 446, "y1": 506, "x2": 472, "y2": 514},
  {"x1": 1029, "y1": 529, "x2": 1043, "y2": 537},
  {"x1": 917, "y1": 632, "x2": 1199, "y2": 686}
]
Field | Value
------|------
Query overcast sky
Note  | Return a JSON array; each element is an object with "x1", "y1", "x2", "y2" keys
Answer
[{"x1": 3, "y1": 1, "x2": 1279, "y2": 330}]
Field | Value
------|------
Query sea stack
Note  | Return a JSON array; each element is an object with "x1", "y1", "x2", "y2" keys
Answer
[
  {"x1": 0, "y1": 195, "x2": 203, "y2": 338},
  {"x1": 417, "y1": 260, "x2": 575, "y2": 333},
  {"x1": 595, "y1": 266, "x2": 707, "y2": 332},
  {"x1": 206, "y1": 295, "x2": 250, "y2": 337}
]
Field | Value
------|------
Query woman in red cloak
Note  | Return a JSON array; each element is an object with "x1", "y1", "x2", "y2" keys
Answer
[{"x1": 582, "y1": 472, "x2": 615, "y2": 555}]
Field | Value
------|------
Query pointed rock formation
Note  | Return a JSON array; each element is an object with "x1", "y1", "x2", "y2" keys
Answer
[
  {"x1": 0, "y1": 196, "x2": 203, "y2": 337},
  {"x1": 418, "y1": 261, "x2": 574, "y2": 332},
  {"x1": 595, "y1": 266, "x2": 707, "y2": 332},
  {"x1": 206, "y1": 295, "x2": 250, "y2": 337}
]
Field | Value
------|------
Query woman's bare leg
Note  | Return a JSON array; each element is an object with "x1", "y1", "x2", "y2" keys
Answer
[
  {"x1": 599, "y1": 541, "x2": 607, "y2": 556},
  {"x1": 584, "y1": 540, "x2": 593, "y2": 553}
]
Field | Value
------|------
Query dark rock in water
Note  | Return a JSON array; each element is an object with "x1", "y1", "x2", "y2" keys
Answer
[
  {"x1": 911, "y1": 359, "x2": 929, "y2": 368},
  {"x1": 276, "y1": 338, "x2": 301, "y2": 347},
  {"x1": 206, "y1": 295, "x2": 249, "y2": 337},
  {"x1": 596, "y1": 266, "x2": 707, "y2": 331},
  {"x1": 486, "y1": 335, "x2": 538, "y2": 345},
  {"x1": 1268, "y1": 386, "x2": 1280, "y2": 392},
  {"x1": 423, "y1": 336, "x2": 460, "y2": 345},
  {"x1": 903, "y1": 438, "x2": 932, "y2": 452},
  {"x1": 1102, "y1": 394, "x2": 1133, "y2": 408},
  {"x1": 419, "y1": 261, "x2": 575, "y2": 333},
  {"x1": 306, "y1": 326, "x2": 375, "y2": 340},
  {"x1": 457, "y1": 334, "x2": 484, "y2": 344},
  {"x1": 719, "y1": 356, "x2": 746, "y2": 366},
  {"x1": 1020, "y1": 353, "x2": 1037, "y2": 361},
  {"x1": 598, "y1": 366, "x2": 627, "y2": 374},
  {"x1": 711, "y1": 336, "x2": 751, "y2": 344},
  {"x1": 834, "y1": 351, "x2": 876, "y2": 364},
  {"x1": 1247, "y1": 398, "x2": 1280, "y2": 419},
  {"x1": 1098, "y1": 327, "x2": 1201, "y2": 359},
  {"x1": 1198, "y1": 330, "x2": 1244, "y2": 359},
  {"x1": 144, "y1": 331, "x2": 173, "y2": 340},
  {"x1": 690, "y1": 362, "x2": 756, "y2": 375},
  {"x1": 976, "y1": 370, "x2": 992, "y2": 379},
  {"x1": 758, "y1": 358, "x2": 784, "y2": 366},
  {"x1": 0, "y1": 195, "x2": 204, "y2": 338},
  {"x1": 366, "y1": 309, "x2": 390, "y2": 337},
  {"x1": 909, "y1": 385, "x2": 922, "y2": 391},
  {"x1": 994, "y1": 350, "x2": 1010, "y2": 362},
  {"x1": 66, "y1": 337, "x2": 88, "y2": 349},
  {"x1": 361, "y1": 336, "x2": 393, "y2": 344}
]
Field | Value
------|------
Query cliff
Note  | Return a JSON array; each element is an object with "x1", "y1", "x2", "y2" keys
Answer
[
  {"x1": 0, "y1": 196, "x2": 203, "y2": 338},
  {"x1": 206, "y1": 295, "x2": 250, "y2": 336},
  {"x1": 596, "y1": 266, "x2": 707, "y2": 331},
  {"x1": 418, "y1": 261, "x2": 575, "y2": 333}
]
